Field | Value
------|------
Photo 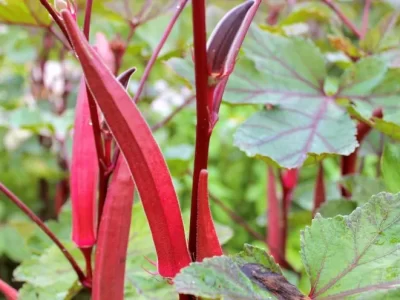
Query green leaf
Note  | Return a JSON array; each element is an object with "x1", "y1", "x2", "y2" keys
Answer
[
  {"x1": 231, "y1": 244, "x2": 282, "y2": 275},
  {"x1": 167, "y1": 28, "x2": 359, "y2": 168},
  {"x1": 302, "y1": 192, "x2": 400, "y2": 299},
  {"x1": 339, "y1": 61, "x2": 400, "y2": 138},
  {"x1": 174, "y1": 245, "x2": 286, "y2": 299},
  {"x1": 0, "y1": 74, "x2": 25, "y2": 109},
  {"x1": 174, "y1": 257, "x2": 274, "y2": 299},
  {"x1": 381, "y1": 143, "x2": 400, "y2": 193},
  {"x1": 226, "y1": 26, "x2": 327, "y2": 105},
  {"x1": 7, "y1": 107, "x2": 74, "y2": 137},
  {"x1": 136, "y1": 8, "x2": 192, "y2": 58},
  {"x1": 338, "y1": 58, "x2": 387, "y2": 101},
  {"x1": 359, "y1": 12, "x2": 400, "y2": 54},
  {"x1": 227, "y1": 26, "x2": 357, "y2": 168},
  {"x1": 0, "y1": 225, "x2": 30, "y2": 262},
  {"x1": 124, "y1": 202, "x2": 176, "y2": 299},
  {"x1": 27, "y1": 203, "x2": 73, "y2": 252},
  {"x1": 317, "y1": 199, "x2": 358, "y2": 218},
  {"x1": 373, "y1": 118, "x2": 400, "y2": 140},
  {"x1": 280, "y1": 3, "x2": 331, "y2": 25},
  {"x1": 0, "y1": 0, "x2": 50, "y2": 26},
  {"x1": 19, "y1": 201, "x2": 177, "y2": 299},
  {"x1": 233, "y1": 101, "x2": 357, "y2": 168},
  {"x1": 14, "y1": 243, "x2": 84, "y2": 299},
  {"x1": 17, "y1": 282, "x2": 82, "y2": 300},
  {"x1": 340, "y1": 175, "x2": 386, "y2": 204}
]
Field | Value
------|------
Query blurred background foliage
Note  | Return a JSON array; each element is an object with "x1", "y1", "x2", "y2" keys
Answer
[{"x1": 1, "y1": 0, "x2": 400, "y2": 299}]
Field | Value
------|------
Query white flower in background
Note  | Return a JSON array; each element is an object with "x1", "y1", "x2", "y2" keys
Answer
[
  {"x1": 282, "y1": 23, "x2": 309, "y2": 36},
  {"x1": 44, "y1": 60, "x2": 64, "y2": 96},
  {"x1": 4, "y1": 128, "x2": 32, "y2": 150},
  {"x1": 150, "y1": 80, "x2": 191, "y2": 116},
  {"x1": 63, "y1": 60, "x2": 81, "y2": 81},
  {"x1": 326, "y1": 52, "x2": 351, "y2": 63},
  {"x1": 0, "y1": 25, "x2": 7, "y2": 34}
]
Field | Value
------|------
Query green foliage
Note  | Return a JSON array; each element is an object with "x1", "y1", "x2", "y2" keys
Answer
[
  {"x1": 302, "y1": 192, "x2": 400, "y2": 299},
  {"x1": 1, "y1": 0, "x2": 400, "y2": 299},
  {"x1": 382, "y1": 143, "x2": 400, "y2": 193},
  {"x1": 317, "y1": 199, "x2": 357, "y2": 218},
  {"x1": 176, "y1": 193, "x2": 400, "y2": 299},
  {"x1": 0, "y1": 225, "x2": 30, "y2": 262},
  {"x1": 0, "y1": 0, "x2": 50, "y2": 26},
  {"x1": 174, "y1": 245, "x2": 280, "y2": 299}
]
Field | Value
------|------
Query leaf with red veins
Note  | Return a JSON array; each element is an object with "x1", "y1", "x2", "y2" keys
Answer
[
  {"x1": 303, "y1": 193, "x2": 400, "y2": 299},
  {"x1": 70, "y1": 77, "x2": 98, "y2": 248},
  {"x1": 338, "y1": 61, "x2": 400, "y2": 139},
  {"x1": 61, "y1": 10, "x2": 191, "y2": 278},
  {"x1": 234, "y1": 98, "x2": 357, "y2": 168},
  {"x1": 167, "y1": 26, "x2": 358, "y2": 168},
  {"x1": 196, "y1": 170, "x2": 223, "y2": 262},
  {"x1": 224, "y1": 25, "x2": 326, "y2": 105}
]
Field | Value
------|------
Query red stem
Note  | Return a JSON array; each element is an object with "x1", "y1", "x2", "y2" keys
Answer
[
  {"x1": 39, "y1": 0, "x2": 72, "y2": 46},
  {"x1": 0, "y1": 182, "x2": 87, "y2": 286},
  {"x1": 322, "y1": 0, "x2": 362, "y2": 38},
  {"x1": 267, "y1": 167, "x2": 285, "y2": 266},
  {"x1": 81, "y1": 247, "x2": 93, "y2": 286},
  {"x1": 132, "y1": 0, "x2": 189, "y2": 103},
  {"x1": 83, "y1": 0, "x2": 94, "y2": 39},
  {"x1": 267, "y1": 167, "x2": 297, "y2": 271},
  {"x1": 341, "y1": 109, "x2": 383, "y2": 197},
  {"x1": 0, "y1": 279, "x2": 17, "y2": 300},
  {"x1": 361, "y1": 0, "x2": 372, "y2": 39},
  {"x1": 188, "y1": 0, "x2": 211, "y2": 260},
  {"x1": 313, "y1": 163, "x2": 326, "y2": 216}
]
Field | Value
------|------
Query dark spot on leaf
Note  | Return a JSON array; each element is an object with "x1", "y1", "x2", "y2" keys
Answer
[{"x1": 240, "y1": 263, "x2": 307, "y2": 300}]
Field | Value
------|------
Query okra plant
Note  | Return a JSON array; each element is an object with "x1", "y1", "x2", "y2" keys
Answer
[{"x1": 1, "y1": 0, "x2": 400, "y2": 299}]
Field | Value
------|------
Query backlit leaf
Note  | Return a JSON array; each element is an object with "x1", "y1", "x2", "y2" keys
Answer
[
  {"x1": 302, "y1": 192, "x2": 400, "y2": 299},
  {"x1": 0, "y1": 0, "x2": 50, "y2": 26},
  {"x1": 167, "y1": 27, "x2": 358, "y2": 168},
  {"x1": 234, "y1": 100, "x2": 356, "y2": 168}
]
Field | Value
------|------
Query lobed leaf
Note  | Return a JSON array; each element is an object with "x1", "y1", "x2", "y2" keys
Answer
[
  {"x1": 167, "y1": 26, "x2": 359, "y2": 168},
  {"x1": 226, "y1": 25, "x2": 327, "y2": 105},
  {"x1": 174, "y1": 245, "x2": 283, "y2": 299},
  {"x1": 302, "y1": 192, "x2": 400, "y2": 299},
  {"x1": 229, "y1": 26, "x2": 357, "y2": 168},
  {"x1": 234, "y1": 100, "x2": 357, "y2": 168},
  {"x1": 339, "y1": 61, "x2": 400, "y2": 139},
  {"x1": 14, "y1": 243, "x2": 84, "y2": 300}
]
